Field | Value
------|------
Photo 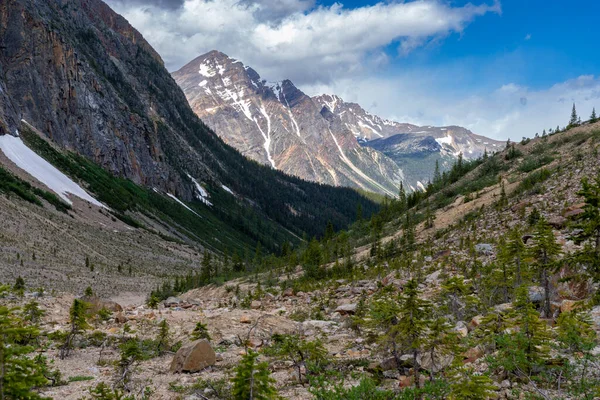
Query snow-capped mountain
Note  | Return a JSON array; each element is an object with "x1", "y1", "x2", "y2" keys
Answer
[
  {"x1": 173, "y1": 51, "x2": 404, "y2": 197},
  {"x1": 173, "y1": 51, "x2": 503, "y2": 194},
  {"x1": 314, "y1": 95, "x2": 504, "y2": 189}
]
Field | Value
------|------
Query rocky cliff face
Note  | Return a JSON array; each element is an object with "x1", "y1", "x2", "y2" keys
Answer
[{"x1": 173, "y1": 51, "x2": 404, "y2": 197}]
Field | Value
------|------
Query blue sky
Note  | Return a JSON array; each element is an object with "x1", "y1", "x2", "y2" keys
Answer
[{"x1": 107, "y1": 0, "x2": 600, "y2": 140}]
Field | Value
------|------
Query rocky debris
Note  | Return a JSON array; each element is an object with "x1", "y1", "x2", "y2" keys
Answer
[
  {"x1": 560, "y1": 299, "x2": 581, "y2": 313},
  {"x1": 170, "y1": 339, "x2": 216, "y2": 373},
  {"x1": 548, "y1": 216, "x2": 567, "y2": 229},
  {"x1": 282, "y1": 288, "x2": 295, "y2": 297},
  {"x1": 528, "y1": 286, "x2": 545, "y2": 303},
  {"x1": 462, "y1": 345, "x2": 485, "y2": 363},
  {"x1": 250, "y1": 300, "x2": 262, "y2": 310},
  {"x1": 335, "y1": 303, "x2": 357, "y2": 315},
  {"x1": 419, "y1": 351, "x2": 453, "y2": 373},
  {"x1": 475, "y1": 243, "x2": 494, "y2": 255},
  {"x1": 240, "y1": 314, "x2": 252, "y2": 324},
  {"x1": 454, "y1": 321, "x2": 468, "y2": 337},
  {"x1": 164, "y1": 297, "x2": 183, "y2": 307},
  {"x1": 80, "y1": 296, "x2": 123, "y2": 313},
  {"x1": 425, "y1": 270, "x2": 442, "y2": 285},
  {"x1": 114, "y1": 312, "x2": 127, "y2": 324}
]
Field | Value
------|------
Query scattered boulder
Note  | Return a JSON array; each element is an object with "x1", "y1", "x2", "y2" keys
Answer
[
  {"x1": 548, "y1": 216, "x2": 567, "y2": 229},
  {"x1": 335, "y1": 303, "x2": 357, "y2": 315},
  {"x1": 468, "y1": 315, "x2": 483, "y2": 331},
  {"x1": 114, "y1": 312, "x2": 127, "y2": 324},
  {"x1": 164, "y1": 297, "x2": 183, "y2": 307},
  {"x1": 475, "y1": 243, "x2": 494, "y2": 255},
  {"x1": 463, "y1": 345, "x2": 484, "y2": 362},
  {"x1": 419, "y1": 351, "x2": 453, "y2": 373},
  {"x1": 528, "y1": 286, "x2": 545, "y2": 303},
  {"x1": 454, "y1": 321, "x2": 468, "y2": 337},
  {"x1": 560, "y1": 299, "x2": 581, "y2": 313},
  {"x1": 240, "y1": 314, "x2": 252, "y2": 324},
  {"x1": 282, "y1": 288, "x2": 294, "y2": 297},
  {"x1": 564, "y1": 208, "x2": 585, "y2": 219},
  {"x1": 250, "y1": 300, "x2": 261, "y2": 310},
  {"x1": 80, "y1": 296, "x2": 123, "y2": 313},
  {"x1": 170, "y1": 339, "x2": 216, "y2": 373},
  {"x1": 425, "y1": 270, "x2": 442, "y2": 285}
]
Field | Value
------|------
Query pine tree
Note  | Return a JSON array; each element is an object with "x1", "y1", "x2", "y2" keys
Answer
[
  {"x1": 190, "y1": 321, "x2": 211, "y2": 341},
  {"x1": 448, "y1": 368, "x2": 496, "y2": 400},
  {"x1": 591, "y1": 107, "x2": 598, "y2": 123},
  {"x1": 433, "y1": 160, "x2": 442, "y2": 185},
  {"x1": 116, "y1": 339, "x2": 143, "y2": 392},
  {"x1": 200, "y1": 249, "x2": 212, "y2": 283},
  {"x1": 575, "y1": 174, "x2": 600, "y2": 296},
  {"x1": 530, "y1": 217, "x2": 561, "y2": 317},
  {"x1": 156, "y1": 319, "x2": 170, "y2": 356},
  {"x1": 424, "y1": 201, "x2": 435, "y2": 229},
  {"x1": 231, "y1": 350, "x2": 277, "y2": 400},
  {"x1": 397, "y1": 182, "x2": 407, "y2": 214},
  {"x1": 0, "y1": 297, "x2": 50, "y2": 399},
  {"x1": 569, "y1": 103, "x2": 579, "y2": 128},
  {"x1": 60, "y1": 299, "x2": 89, "y2": 359},
  {"x1": 499, "y1": 226, "x2": 527, "y2": 288},
  {"x1": 13, "y1": 276, "x2": 25, "y2": 296},
  {"x1": 23, "y1": 300, "x2": 45, "y2": 324}
]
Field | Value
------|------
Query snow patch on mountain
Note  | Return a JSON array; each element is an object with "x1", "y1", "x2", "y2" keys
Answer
[
  {"x1": 166, "y1": 193, "x2": 202, "y2": 216},
  {"x1": 186, "y1": 173, "x2": 212, "y2": 206},
  {"x1": 0, "y1": 134, "x2": 105, "y2": 208}
]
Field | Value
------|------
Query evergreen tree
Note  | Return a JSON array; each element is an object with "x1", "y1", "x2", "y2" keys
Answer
[
  {"x1": 491, "y1": 286, "x2": 550, "y2": 377},
  {"x1": 569, "y1": 103, "x2": 579, "y2": 128},
  {"x1": 13, "y1": 276, "x2": 25, "y2": 294},
  {"x1": 60, "y1": 299, "x2": 89, "y2": 359},
  {"x1": 397, "y1": 182, "x2": 407, "y2": 214},
  {"x1": 433, "y1": 160, "x2": 442, "y2": 184},
  {"x1": 231, "y1": 350, "x2": 277, "y2": 400},
  {"x1": 397, "y1": 279, "x2": 431, "y2": 388},
  {"x1": 190, "y1": 321, "x2": 211, "y2": 341},
  {"x1": 530, "y1": 217, "x2": 561, "y2": 317},
  {"x1": 23, "y1": 300, "x2": 45, "y2": 324},
  {"x1": 266, "y1": 334, "x2": 328, "y2": 384},
  {"x1": 575, "y1": 174, "x2": 600, "y2": 299},
  {"x1": 424, "y1": 201, "x2": 435, "y2": 229},
  {"x1": 200, "y1": 249, "x2": 212, "y2": 283},
  {"x1": 591, "y1": 107, "x2": 598, "y2": 123},
  {"x1": 448, "y1": 368, "x2": 496, "y2": 400},
  {"x1": 156, "y1": 319, "x2": 170, "y2": 356},
  {"x1": 499, "y1": 226, "x2": 527, "y2": 288},
  {"x1": 116, "y1": 339, "x2": 143, "y2": 392},
  {"x1": 0, "y1": 298, "x2": 49, "y2": 399}
]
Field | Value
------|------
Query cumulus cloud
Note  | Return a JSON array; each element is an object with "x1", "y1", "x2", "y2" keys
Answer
[
  {"x1": 106, "y1": 0, "x2": 500, "y2": 84},
  {"x1": 304, "y1": 75, "x2": 600, "y2": 140}
]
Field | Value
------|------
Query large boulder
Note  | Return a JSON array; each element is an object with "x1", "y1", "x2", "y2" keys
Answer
[
  {"x1": 170, "y1": 339, "x2": 216, "y2": 373},
  {"x1": 80, "y1": 295, "x2": 123, "y2": 314},
  {"x1": 335, "y1": 303, "x2": 357, "y2": 315}
]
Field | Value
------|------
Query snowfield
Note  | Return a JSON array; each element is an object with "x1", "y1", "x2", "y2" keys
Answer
[{"x1": 0, "y1": 134, "x2": 105, "y2": 208}]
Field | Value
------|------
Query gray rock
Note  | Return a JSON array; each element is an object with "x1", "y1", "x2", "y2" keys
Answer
[
  {"x1": 475, "y1": 243, "x2": 494, "y2": 254},
  {"x1": 528, "y1": 286, "x2": 545, "y2": 303},
  {"x1": 335, "y1": 303, "x2": 357, "y2": 315}
]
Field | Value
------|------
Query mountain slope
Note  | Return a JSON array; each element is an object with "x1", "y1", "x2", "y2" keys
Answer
[
  {"x1": 314, "y1": 94, "x2": 504, "y2": 189},
  {"x1": 0, "y1": 0, "x2": 379, "y2": 252},
  {"x1": 173, "y1": 51, "x2": 404, "y2": 197}
]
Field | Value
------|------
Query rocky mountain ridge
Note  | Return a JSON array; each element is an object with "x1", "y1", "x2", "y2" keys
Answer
[
  {"x1": 174, "y1": 51, "x2": 503, "y2": 193},
  {"x1": 173, "y1": 51, "x2": 404, "y2": 197}
]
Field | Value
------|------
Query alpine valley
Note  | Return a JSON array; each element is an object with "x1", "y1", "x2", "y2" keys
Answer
[{"x1": 173, "y1": 50, "x2": 503, "y2": 193}]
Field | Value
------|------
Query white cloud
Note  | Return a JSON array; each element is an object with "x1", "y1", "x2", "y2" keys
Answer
[
  {"x1": 106, "y1": 0, "x2": 500, "y2": 84},
  {"x1": 525, "y1": 33, "x2": 532, "y2": 40},
  {"x1": 304, "y1": 74, "x2": 600, "y2": 140}
]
